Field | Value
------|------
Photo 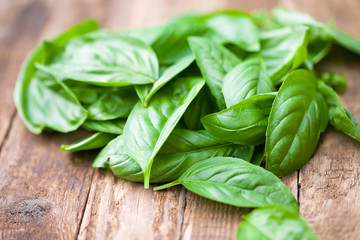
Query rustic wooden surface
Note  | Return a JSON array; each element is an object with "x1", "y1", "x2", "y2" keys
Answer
[{"x1": 0, "y1": 0, "x2": 359, "y2": 239}]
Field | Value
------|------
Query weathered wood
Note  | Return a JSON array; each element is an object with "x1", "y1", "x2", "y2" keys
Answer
[
  {"x1": 78, "y1": 170, "x2": 186, "y2": 240},
  {"x1": 0, "y1": 116, "x2": 94, "y2": 239}
]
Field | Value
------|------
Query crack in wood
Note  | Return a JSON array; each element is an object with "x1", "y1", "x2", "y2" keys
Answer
[
  {"x1": 178, "y1": 189, "x2": 187, "y2": 240},
  {"x1": 76, "y1": 168, "x2": 95, "y2": 238},
  {"x1": 0, "y1": 110, "x2": 16, "y2": 158}
]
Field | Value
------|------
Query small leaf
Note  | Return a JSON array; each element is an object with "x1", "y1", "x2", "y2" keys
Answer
[
  {"x1": 82, "y1": 118, "x2": 126, "y2": 134},
  {"x1": 155, "y1": 157, "x2": 298, "y2": 211},
  {"x1": 201, "y1": 93, "x2": 276, "y2": 145},
  {"x1": 222, "y1": 57, "x2": 275, "y2": 107},
  {"x1": 205, "y1": 12, "x2": 260, "y2": 51},
  {"x1": 61, "y1": 132, "x2": 116, "y2": 152},
  {"x1": 259, "y1": 26, "x2": 309, "y2": 84},
  {"x1": 237, "y1": 205, "x2": 318, "y2": 240},
  {"x1": 265, "y1": 70, "x2": 329, "y2": 177},
  {"x1": 38, "y1": 31, "x2": 159, "y2": 87},
  {"x1": 318, "y1": 81, "x2": 360, "y2": 141}
]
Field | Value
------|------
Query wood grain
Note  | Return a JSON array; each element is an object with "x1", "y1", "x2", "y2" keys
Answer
[
  {"x1": 0, "y1": 116, "x2": 94, "y2": 239},
  {"x1": 0, "y1": 0, "x2": 360, "y2": 239},
  {"x1": 78, "y1": 170, "x2": 186, "y2": 240}
]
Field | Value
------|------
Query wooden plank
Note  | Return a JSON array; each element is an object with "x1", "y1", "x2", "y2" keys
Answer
[
  {"x1": 180, "y1": 191, "x2": 249, "y2": 240},
  {"x1": 78, "y1": 170, "x2": 186, "y2": 240},
  {"x1": 0, "y1": 116, "x2": 94, "y2": 239},
  {"x1": 0, "y1": 0, "x2": 112, "y2": 239}
]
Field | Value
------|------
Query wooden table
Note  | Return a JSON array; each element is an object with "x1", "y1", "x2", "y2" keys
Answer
[{"x1": 1, "y1": 0, "x2": 359, "y2": 239}]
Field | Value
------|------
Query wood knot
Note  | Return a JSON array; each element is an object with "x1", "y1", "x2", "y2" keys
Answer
[{"x1": 5, "y1": 198, "x2": 51, "y2": 221}]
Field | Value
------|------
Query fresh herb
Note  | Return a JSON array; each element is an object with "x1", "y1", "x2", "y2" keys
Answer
[{"x1": 15, "y1": 8, "x2": 360, "y2": 240}]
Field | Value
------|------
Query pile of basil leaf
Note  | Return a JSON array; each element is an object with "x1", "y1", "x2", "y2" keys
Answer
[{"x1": 14, "y1": 7, "x2": 360, "y2": 240}]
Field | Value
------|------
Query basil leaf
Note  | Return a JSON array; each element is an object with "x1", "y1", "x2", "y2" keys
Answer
[
  {"x1": 189, "y1": 36, "x2": 241, "y2": 109},
  {"x1": 205, "y1": 12, "x2": 260, "y2": 52},
  {"x1": 259, "y1": 26, "x2": 309, "y2": 85},
  {"x1": 82, "y1": 118, "x2": 126, "y2": 134},
  {"x1": 201, "y1": 93, "x2": 276, "y2": 145},
  {"x1": 167, "y1": 10, "x2": 260, "y2": 52},
  {"x1": 155, "y1": 157, "x2": 298, "y2": 211},
  {"x1": 272, "y1": 8, "x2": 333, "y2": 64},
  {"x1": 330, "y1": 27, "x2": 360, "y2": 55},
  {"x1": 123, "y1": 77, "x2": 205, "y2": 188},
  {"x1": 265, "y1": 70, "x2": 329, "y2": 177},
  {"x1": 38, "y1": 31, "x2": 158, "y2": 87},
  {"x1": 22, "y1": 70, "x2": 88, "y2": 133},
  {"x1": 135, "y1": 53, "x2": 195, "y2": 105},
  {"x1": 318, "y1": 81, "x2": 360, "y2": 141},
  {"x1": 124, "y1": 25, "x2": 166, "y2": 46},
  {"x1": 222, "y1": 57, "x2": 275, "y2": 107},
  {"x1": 61, "y1": 132, "x2": 116, "y2": 152},
  {"x1": 86, "y1": 87, "x2": 138, "y2": 120},
  {"x1": 14, "y1": 20, "x2": 98, "y2": 134},
  {"x1": 151, "y1": 23, "x2": 208, "y2": 64},
  {"x1": 237, "y1": 205, "x2": 318, "y2": 240},
  {"x1": 95, "y1": 130, "x2": 239, "y2": 183}
]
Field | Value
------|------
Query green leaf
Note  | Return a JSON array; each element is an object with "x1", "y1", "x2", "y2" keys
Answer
[
  {"x1": 151, "y1": 23, "x2": 208, "y2": 64},
  {"x1": 189, "y1": 36, "x2": 241, "y2": 109},
  {"x1": 222, "y1": 57, "x2": 275, "y2": 107},
  {"x1": 168, "y1": 10, "x2": 260, "y2": 52},
  {"x1": 236, "y1": 205, "x2": 318, "y2": 240},
  {"x1": 38, "y1": 31, "x2": 159, "y2": 87},
  {"x1": 25, "y1": 70, "x2": 88, "y2": 133},
  {"x1": 82, "y1": 118, "x2": 126, "y2": 134},
  {"x1": 95, "y1": 130, "x2": 239, "y2": 183},
  {"x1": 14, "y1": 20, "x2": 98, "y2": 134},
  {"x1": 265, "y1": 70, "x2": 329, "y2": 177},
  {"x1": 123, "y1": 77, "x2": 205, "y2": 188},
  {"x1": 155, "y1": 157, "x2": 298, "y2": 211},
  {"x1": 135, "y1": 53, "x2": 195, "y2": 105},
  {"x1": 271, "y1": 8, "x2": 333, "y2": 64},
  {"x1": 330, "y1": 27, "x2": 360, "y2": 55},
  {"x1": 318, "y1": 81, "x2": 360, "y2": 141},
  {"x1": 205, "y1": 12, "x2": 260, "y2": 51},
  {"x1": 201, "y1": 93, "x2": 276, "y2": 145},
  {"x1": 259, "y1": 26, "x2": 309, "y2": 85},
  {"x1": 86, "y1": 87, "x2": 138, "y2": 120},
  {"x1": 61, "y1": 132, "x2": 116, "y2": 152}
]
